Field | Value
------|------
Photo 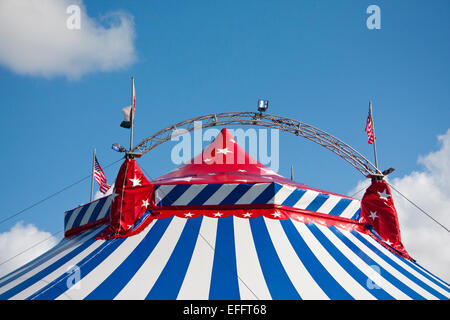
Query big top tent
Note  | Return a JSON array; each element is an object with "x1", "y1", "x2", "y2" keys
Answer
[{"x1": 0, "y1": 128, "x2": 449, "y2": 300}]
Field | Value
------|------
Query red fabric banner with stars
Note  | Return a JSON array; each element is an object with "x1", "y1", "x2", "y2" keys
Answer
[
  {"x1": 360, "y1": 180, "x2": 411, "y2": 259},
  {"x1": 97, "y1": 159, "x2": 154, "y2": 239}
]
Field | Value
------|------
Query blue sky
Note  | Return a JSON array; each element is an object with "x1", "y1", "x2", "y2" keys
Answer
[{"x1": 0, "y1": 0, "x2": 449, "y2": 274}]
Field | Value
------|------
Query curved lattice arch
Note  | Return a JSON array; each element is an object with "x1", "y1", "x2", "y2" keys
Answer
[{"x1": 131, "y1": 112, "x2": 381, "y2": 177}]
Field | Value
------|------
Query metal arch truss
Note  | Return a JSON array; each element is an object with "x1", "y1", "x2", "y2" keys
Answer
[{"x1": 132, "y1": 112, "x2": 382, "y2": 177}]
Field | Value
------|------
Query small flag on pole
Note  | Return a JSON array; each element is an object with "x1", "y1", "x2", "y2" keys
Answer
[
  {"x1": 120, "y1": 106, "x2": 132, "y2": 128},
  {"x1": 365, "y1": 107, "x2": 375, "y2": 144},
  {"x1": 120, "y1": 78, "x2": 136, "y2": 129},
  {"x1": 94, "y1": 156, "x2": 110, "y2": 194}
]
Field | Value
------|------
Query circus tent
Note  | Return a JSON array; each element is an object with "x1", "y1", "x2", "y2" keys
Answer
[{"x1": 0, "y1": 128, "x2": 449, "y2": 300}]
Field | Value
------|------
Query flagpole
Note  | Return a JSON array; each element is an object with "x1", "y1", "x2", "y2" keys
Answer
[
  {"x1": 129, "y1": 76, "x2": 135, "y2": 151},
  {"x1": 90, "y1": 148, "x2": 96, "y2": 202},
  {"x1": 369, "y1": 101, "x2": 379, "y2": 169}
]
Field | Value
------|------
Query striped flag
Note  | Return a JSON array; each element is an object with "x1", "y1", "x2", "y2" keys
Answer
[
  {"x1": 94, "y1": 156, "x2": 111, "y2": 194},
  {"x1": 365, "y1": 108, "x2": 375, "y2": 144}
]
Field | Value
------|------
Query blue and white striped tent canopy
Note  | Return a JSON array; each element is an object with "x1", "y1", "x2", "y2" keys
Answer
[
  {"x1": 1, "y1": 213, "x2": 449, "y2": 300},
  {"x1": 1, "y1": 129, "x2": 448, "y2": 300}
]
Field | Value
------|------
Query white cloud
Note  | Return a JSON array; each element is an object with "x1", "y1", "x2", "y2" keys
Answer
[
  {"x1": 349, "y1": 129, "x2": 450, "y2": 281},
  {"x1": 0, "y1": 221, "x2": 60, "y2": 277},
  {"x1": 0, "y1": 0, "x2": 136, "y2": 79}
]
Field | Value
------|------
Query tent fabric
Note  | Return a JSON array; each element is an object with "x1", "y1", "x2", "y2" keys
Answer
[
  {"x1": 64, "y1": 196, "x2": 112, "y2": 237},
  {"x1": 0, "y1": 216, "x2": 449, "y2": 300},
  {"x1": 96, "y1": 159, "x2": 154, "y2": 239},
  {"x1": 154, "y1": 127, "x2": 311, "y2": 188},
  {"x1": 360, "y1": 180, "x2": 410, "y2": 259},
  {"x1": 63, "y1": 181, "x2": 362, "y2": 238},
  {"x1": 154, "y1": 182, "x2": 361, "y2": 220},
  {"x1": 1, "y1": 127, "x2": 449, "y2": 300}
]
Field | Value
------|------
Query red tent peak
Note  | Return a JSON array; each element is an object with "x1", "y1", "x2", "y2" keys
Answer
[{"x1": 153, "y1": 127, "x2": 300, "y2": 185}]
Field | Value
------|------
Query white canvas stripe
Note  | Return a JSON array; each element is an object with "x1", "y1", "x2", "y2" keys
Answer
[
  {"x1": 316, "y1": 224, "x2": 410, "y2": 300},
  {"x1": 235, "y1": 183, "x2": 271, "y2": 205},
  {"x1": 65, "y1": 207, "x2": 82, "y2": 231},
  {"x1": 11, "y1": 239, "x2": 105, "y2": 299},
  {"x1": 0, "y1": 229, "x2": 98, "y2": 295},
  {"x1": 292, "y1": 221, "x2": 376, "y2": 299},
  {"x1": 79, "y1": 203, "x2": 97, "y2": 226},
  {"x1": 360, "y1": 232, "x2": 450, "y2": 298},
  {"x1": 343, "y1": 231, "x2": 439, "y2": 300},
  {"x1": 264, "y1": 218, "x2": 329, "y2": 299},
  {"x1": 271, "y1": 185, "x2": 296, "y2": 205},
  {"x1": 171, "y1": 184, "x2": 207, "y2": 206},
  {"x1": 316, "y1": 195, "x2": 342, "y2": 214},
  {"x1": 177, "y1": 217, "x2": 218, "y2": 299},
  {"x1": 293, "y1": 190, "x2": 319, "y2": 209},
  {"x1": 97, "y1": 196, "x2": 112, "y2": 220},
  {"x1": 114, "y1": 217, "x2": 187, "y2": 300},
  {"x1": 155, "y1": 185, "x2": 177, "y2": 205},
  {"x1": 233, "y1": 217, "x2": 271, "y2": 300},
  {"x1": 339, "y1": 200, "x2": 361, "y2": 219},
  {"x1": 203, "y1": 184, "x2": 238, "y2": 205},
  {"x1": 56, "y1": 222, "x2": 156, "y2": 300}
]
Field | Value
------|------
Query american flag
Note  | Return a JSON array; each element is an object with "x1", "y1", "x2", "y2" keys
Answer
[
  {"x1": 94, "y1": 156, "x2": 110, "y2": 194},
  {"x1": 365, "y1": 108, "x2": 375, "y2": 144}
]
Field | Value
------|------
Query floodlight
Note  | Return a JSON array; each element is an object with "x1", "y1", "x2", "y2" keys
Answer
[
  {"x1": 112, "y1": 143, "x2": 126, "y2": 153},
  {"x1": 257, "y1": 99, "x2": 269, "y2": 113}
]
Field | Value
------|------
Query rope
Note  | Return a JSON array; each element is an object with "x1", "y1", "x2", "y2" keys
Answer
[
  {"x1": 350, "y1": 181, "x2": 448, "y2": 233},
  {"x1": 387, "y1": 182, "x2": 449, "y2": 233},
  {"x1": 0, "y1": 158, "x2": 123, "y2": 228},
  {"x1": 0, "y1": 158, "x2": 123, "y2": 274},
  {"x1": 350, "y1": 186, "x2": 368, "y2": 198}
]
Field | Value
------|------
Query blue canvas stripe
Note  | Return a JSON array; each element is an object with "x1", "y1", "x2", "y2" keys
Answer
[
  {"x1": 146, "y1": 216, "x2": 203, "y2": 299},
  {"x1": 351, "y1": 208, "x2": 361, "y2": 220},
  {"x1": 0, "y1": 228, "x2": 100, "y2": 290},
  {"x1": 306, "y1": 223, "x2": 394, "y2": 300},
  {"x1": 305, "y1": 193, "x2": 329, "y2": 212},
  {"x1": 131, "y1": 211, "x2": 152, "y2": 232},
  {"x1": 274, "y1": 183, "x2": 282, "y2": 193},
  {"x1": 281, "y1": 189, "x2": 306, "y2": 207},
  {"x1": 219, "y1": 184, "x2": 252, "y2": 205},
  {"x1": 249, "y1": 216, "x2": 300, "y2": 299},
  {"x1": 188, "y1": 184, "x2": 222, "y2": 205},
  {"x1": 328, "y1": 198, "x2": 352, "y2": 216},
  {"x1": 64, "y1": 210, "x2": 76, "y2": 228},
  {"x1": 0, "y1": 233, "x2": 101, "y2": 300},
  {"x1": 157, "y1": 184, "x2": 191, "y2": 206},
  {"x1": 87, "y1": 198, "x2": 108, "y2": 224},
  {"x1": 280, "y1": 220, "x2": 352, "y2": 299},
  {"x1": 351, "y1": 231, "x2": 449, "y2": 299},
  {"x1": 84, "y1": 218, "x2": 173, "y2": 300},
  {"x1": 251, "y1": 183, "x2": 275, "y2": 204},
  {"x1": 27, "y1": 237, "x2": 127, "y2": 300},
  {"x1": 327, "y1": 226, "x2": 425, "y2": 300},
  {"x1": 71, "y1": 205, "x2": 91, "y2": 229},
  {"x1": 209, "y1": 216, "x2": 240, "y2": 300}
]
